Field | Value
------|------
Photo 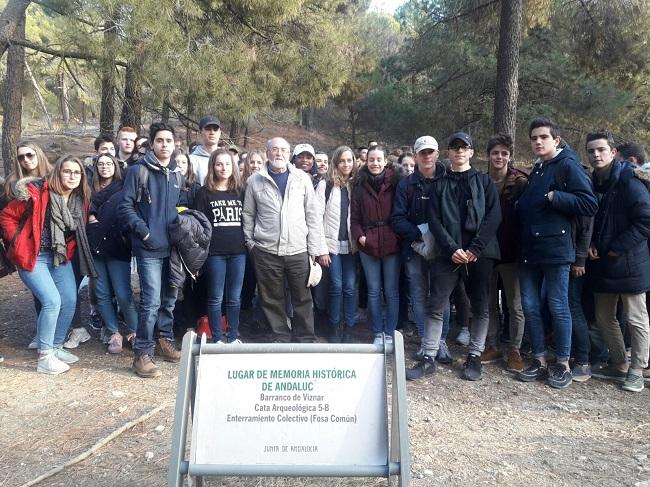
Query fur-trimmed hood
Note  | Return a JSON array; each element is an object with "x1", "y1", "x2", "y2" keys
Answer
[
  {"x1": 634, "y1": 167, "x2": 650, "y2": 184},
  {"x1": 13, "y1": 177, "x2": 43, "y2": 201}
]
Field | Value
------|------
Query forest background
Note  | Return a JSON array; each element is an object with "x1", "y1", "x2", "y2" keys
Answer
[{"x1": 0, "y1": 0, "x2": 648, "y2": 175}]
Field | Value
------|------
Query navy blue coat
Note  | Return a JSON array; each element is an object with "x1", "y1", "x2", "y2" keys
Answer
[
  {"x1": 588, "y1": 161, "x2": 650, "y2": 294},
  {"x1": 87, "y1": 180, "x2": 131, "y2": 262},
  {"x1": 516, "y1": 147, "x2": 598, "y2": 265},
  {"x1": 391, "y1": 164, "x2": 445, "y2": 261},
  {"x1": 118, "y1": 153, "x2": 182, "y2": 258}
]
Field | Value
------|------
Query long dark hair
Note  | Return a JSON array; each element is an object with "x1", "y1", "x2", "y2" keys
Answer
[{"x1": 205, "y1": 149, "x2": 242, "y2": 193}]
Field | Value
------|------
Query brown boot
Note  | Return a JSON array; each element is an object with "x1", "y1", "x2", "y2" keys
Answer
[
  {"x1": 506, "y1": 349, "x2": 525, "y2": 372},
  {"x1": 156, "y1": 338, "x2": 181, "y2": 363},
  {"x1": 133, "y1": 354, "x2": 162, "y2": 378},
  {"x1": 480, "y1": 347, "x2": 503, "y2": 364}
]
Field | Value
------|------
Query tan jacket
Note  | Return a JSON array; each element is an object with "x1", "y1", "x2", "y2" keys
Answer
[{"x1": 243, "y1": 163, "x2": 327, "y2": 256}]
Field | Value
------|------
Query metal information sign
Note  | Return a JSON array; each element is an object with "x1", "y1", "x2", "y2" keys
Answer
[{"x1": 168, "y1": 332, "x2": 410, "y2": 486}]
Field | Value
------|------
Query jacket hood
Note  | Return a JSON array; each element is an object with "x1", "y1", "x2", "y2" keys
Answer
[
  {"x1": 634, "y1": 167, "x2": 650, "y2": 183},
  {"x1": 15, "y1": 177, "x2": 43, "y2": 201},
  {"x1": 140, "y1": 151, "x2": 172, "y2": 175},
  {"x1": 191, "y1": 145, "x2": 211, "y2": 158}
]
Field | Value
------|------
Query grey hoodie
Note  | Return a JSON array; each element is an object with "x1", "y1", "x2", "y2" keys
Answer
[{"x1": 189, "y1": 145, "x2": 211, "y2": 186}]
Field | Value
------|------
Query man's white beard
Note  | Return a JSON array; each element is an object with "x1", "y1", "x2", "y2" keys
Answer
[{"x1": 270, "y1": 159, "x2": 287, "y2": 171}]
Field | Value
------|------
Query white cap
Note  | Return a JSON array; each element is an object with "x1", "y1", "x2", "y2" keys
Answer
[
  {"x1": 292, "y1": 143, "x2": 316, "y2": 158},
  {"x1": 414, "y1": 136, "x2": 439, "y2": 153},
  {"x1": 307, "y1": 261, "x2": 323, "y2": 287}
]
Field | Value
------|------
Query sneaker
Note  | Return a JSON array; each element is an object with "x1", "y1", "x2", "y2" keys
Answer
[
  {"x1": 126, "y1": 333, "x2": 136, "y2": 349},
  {"x1": 37, "y1": 352, "x2": 70, "y2": 374},
  {"x1": 88, "y1": 311, "x2": 103, "y2": 330},
  {"x1": 506, "y1": 349, "x2": 525, "y2": 372},
  {"x1": 622, "y1": 371, "x2": 645, "y2": 392},
  {"x1": 99, "y1": 326, "x2": 110, "y2": 344},
  {"x1": 571, "y1": 363, "x2": 592, "y2": 382},
  {"x1": 516, "y1": 359, "x2": 549, "y2": 382},
  {"x1": 412, "y1": 348, "x2": 425, "y2": 361},
  {"x1": 436, "y1": 340, "x2": 454, "y2": 364},
  {"x1": 384, "y1": 334, "x2": 394, "y2": 345},
  {"x1": 643, "y1": 367, "x2": 650, "y2": 382},
  {"x1": 107, "y1": 332, "x2": 123, "y2": 354},
  {"x1": 63, "y1": 327, "x2": 91, "y2": 349},
  {"x1": 406, "y1": 355, "x2": 436, "y2": 380},
  {"x1": 133, "y1": 354, "x2": 161, "y2": 378},
  {"x1": 480, "y1": 347, "x2": 503, "y2": 364},
  {"x1": 546, "y1": 363, "x2": 572, "y2": 389},
  {"x1": 28, "y1": 337, "x2": 38, "y2": 350},
  {"x1": 54, "y1": 347, "x2": 79, "y2": 364},
  {"x1": 156, "y1": 338, "x2": 181, "y2": 362},
  {"x1": 592, "y1": 364, "x2": 627, "y2": 382},
  {"x1": 461, "y1": 354, "x2": 482, "y2": 381},
  {"x1": 372, "y1": 333, "x2": 384, "y2": 346},
  {"x1": 456, "y1": 327, "x2": 470, "y2": 346},
  {"x1": 229, "y1": 338, "x2": 243, "y2": 344}
]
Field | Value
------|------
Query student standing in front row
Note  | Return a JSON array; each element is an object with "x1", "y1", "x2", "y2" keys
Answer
[
  {"x1": 586, "y1": 130, "x2": 650, "y2": 392},
  {"x1": 515, "y1": 117, "x2": 598, "y2": 389},
  {"x1": 194, "y1": 149, "x2": 246, "y2": 344},
  {"x1": 0, "y1": 156, "x2": 95, "y2": 374},
  {"x1": 351, "y1": 146, "x2": 401, "y2": 345},
  {"x1": 120, "y1": 122, "x2": 182, "y2": 378},
  {"x1": 406, "y1": 133, "x2": 501, "y2": 381}
]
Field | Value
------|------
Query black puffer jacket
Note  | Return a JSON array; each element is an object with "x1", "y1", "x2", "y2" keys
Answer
[
  {"x1": 169, "y1": 209, "x2": 212, "y2": 288},
  {"x1": 87, "y1": 180, "x2": 132, "y2": 262}
]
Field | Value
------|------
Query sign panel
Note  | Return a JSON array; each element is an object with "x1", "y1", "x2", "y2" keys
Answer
[{"x1": 190, "y1": 352, "x2": 388, "y2": 466}]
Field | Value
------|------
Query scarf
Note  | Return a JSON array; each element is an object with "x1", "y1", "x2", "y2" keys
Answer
[{"x1": 49, "y1": 192, "x2": 97, "y2": 277}]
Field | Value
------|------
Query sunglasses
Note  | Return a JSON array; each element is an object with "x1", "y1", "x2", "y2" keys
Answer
[{"x1": 18, "y1": 152, "x2": 36, "y2": 162}]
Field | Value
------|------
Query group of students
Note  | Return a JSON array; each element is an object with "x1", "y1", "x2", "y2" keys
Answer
[{"x1": 1, "y1": 115, "x2": 649, "y2": 394}]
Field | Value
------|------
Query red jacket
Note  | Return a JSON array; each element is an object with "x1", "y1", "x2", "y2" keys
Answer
[
  {"x1": 351, "y1": 167, "x2": 400, "y2": 258},
  {"x1": 0, "y1": 178, "x2": 76, "y2": 271}
]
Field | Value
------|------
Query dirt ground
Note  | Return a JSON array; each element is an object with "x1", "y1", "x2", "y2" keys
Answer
[{"x1": 1, "y1": 271, "x2": 649, "y2": 487}]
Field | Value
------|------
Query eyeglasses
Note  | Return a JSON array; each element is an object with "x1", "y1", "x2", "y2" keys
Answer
[
  {"x1": 61, "y1": 169, "x2": 83, "y2": 178},
  {"x1": 449, "y1": 145, "x2": 472, "y2": 152},
  {"x1": 17, "y1": 152, "x2": 36, "y2": 162},
  {"x1": 269, "y1": 147, "x2": 290, "y2": 154},
  {"x1": 97, "y1": 161, "x2": 114, "y2": 168}
]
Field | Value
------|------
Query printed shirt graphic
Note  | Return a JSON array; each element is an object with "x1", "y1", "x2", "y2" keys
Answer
[{"x1": 194, "y1": 187, "x2": 246, "y2": 255}]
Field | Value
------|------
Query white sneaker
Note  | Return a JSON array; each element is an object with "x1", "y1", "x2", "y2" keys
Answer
[
  {"x1": 54, "y1": 347, "x2": 79, "y2": 364},
  {"x1": 372, "y1": 333, "x2": 384, "y2": 346},
  {"x1": 28, "y1": 337, "x2": 38, "y2": 349},
  {"x1": 229, "y1": 338, "x2": 243, "y2": 344},
  {"x1": 384, "y1": 334, "x2": 394, "y2": 345},
  {"x1": 456, "y1": 327, "x2": 470, "y2": 346},
  {"x1": 64, "y1": 327, "x2": 91, "y2": 349},
  {"x1": 37, "y1": 352, "x2": 70, "y2": 374}
]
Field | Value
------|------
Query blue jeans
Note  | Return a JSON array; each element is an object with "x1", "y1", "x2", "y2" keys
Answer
[
  {"x1": 18, "y1": 252, "x2": 77, "y2": 352},
  {"x1": 135, "y1": 257, "x2": 177, "y2": 355},
  {"x1": 205, "y1": 254, "x2": 246, "y2": 342},
  {"x1": 94, "y1": 257, "x2": 138, "y2": 335},
  {"x1": 328, "y1": 253, "x2": 357, "y2": 327},
  {"x1": 569, "y1": 274, "x2": 590, "y2": 364},
  {"x1": 359, "y1": 252, "x2": 400, "y2": 336},
  {"x1": 520, "y1": 263, "x2": 572, "y2": 362}
]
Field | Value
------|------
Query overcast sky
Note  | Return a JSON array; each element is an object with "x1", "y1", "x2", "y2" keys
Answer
[{"x1": 369, "y1": 0, "x2": 405, "y2": 14}]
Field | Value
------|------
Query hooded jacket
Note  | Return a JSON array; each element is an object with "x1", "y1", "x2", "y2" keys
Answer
[
  {"x1": 189, "y1": 145, "x2": 211, "y2": 186},
  {"x1": 169, "y1": 209, "x2": 212, "y2": 288},
  {"x1": 516, "y1": 147, "x2": 598, "y2": 265},
  {"x1": 587, "y1": 161, "x2": 650, "y2": 294},
  {"x1": 0, "y1": 177, "x2": 76, "y2": 271},
  {"x1": 86, "y1": 180, "x2": 131, "y2": 262},
  {"x1": 315, "y1": 179, "x2": 357, "y2": 255},
  {"x1": 351, "y1": 166, "x2": 401, "y2": 258},
  {"x1": 242, "y1": 162, "x2": 328, "y2": 257},
  {"x1": 118, "y1": 152, "x2": 182, "y2": 259},
  {"x1": 493, "y1": 166, "x2": 528, "y2": 264}
]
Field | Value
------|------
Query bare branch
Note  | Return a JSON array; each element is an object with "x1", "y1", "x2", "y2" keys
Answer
[{"x1": 7, "y1": 37, "x2": 127, "y2": 66}]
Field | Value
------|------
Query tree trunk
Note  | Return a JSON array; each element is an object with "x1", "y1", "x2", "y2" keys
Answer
[
  {"x1": 0, "y1": 0, "x2": 30, "y2": 61},
  {"x1": 229, "y1": 118, "x2": 240, "y2": 141},
  {"x1": 58, "y1": 71, "x2": 70, "y2": 127},
  {"x1": 120, "y1": 64, "x2": 142, "y2": 132},
  {"x1": 493, "y1": 0, "x2": 522, "y2": 142},
  {"x1": 300, "y1": 107, "x2": 313, "y2": 130},
  {"x1": 349, "y1": 106, "x2": 357, "y2": 149},
  {"x1": 99, "y1": 20, "x2": 116, "y2": 137},
  {"x1": 25, "y1": 60, "x2": 52, "y2": 130},
  {"x1": 1, "y1": 9, "x2": 24, "y2": 177},
  {"x1": 161, "y1": 96, "x2": 170, "y2": 123},
  {"x1": 185, "y1": 92, "x2": 196, "y2": 147},
  {"x1": 242, "y1": 119, "x2": 249, "y2": 148}
]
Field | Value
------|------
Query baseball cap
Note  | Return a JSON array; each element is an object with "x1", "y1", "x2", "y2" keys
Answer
[
  {"x1": 307, "y1": 260, "x2": 323, "y2": 287},
  {"x1": 448, "y1": 132, "x2": 473, "y2": 148},
  {"x1": 292, "y1": 143, "x2": 315, "y2": 158},
  {"x1": 199, "y1": 115, "x2": 221, "y2": 131},
  {"x1": 414, "y1": 136, "x2": 439, "y2": 153}
]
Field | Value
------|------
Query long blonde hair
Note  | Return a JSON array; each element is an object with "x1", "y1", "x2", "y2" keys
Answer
[
  {"x1": 327, "y1": 146, "x2": 357, "y2": 189},
  {"x1": 5, "y1": 142, "x2": 52, "y2": 200},
  {"x1": 204, "y1": 149, "x2": 242, "y2": 193}
]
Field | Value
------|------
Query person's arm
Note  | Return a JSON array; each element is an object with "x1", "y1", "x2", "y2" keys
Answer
[
  {"x1": 242, "y1": 180, "x2": 257, "y2": 251},
  {"x1": 118, "y1": 166, "x2": 150, "y2": 241},
  {"x1": 0, "y1": 198, "x2": 27, "y2": 242},
  {"x1": 391, "y1": 178, "x2": 421, "y2": 242},
  {"x1": 468, "y1": 176, "x2": 502, "y2": 258},
  {"x1": 550, "y1": 161, "x2": 598, "y2": 217}
]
